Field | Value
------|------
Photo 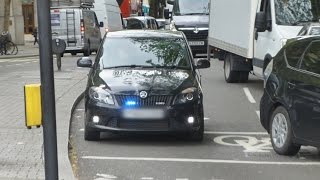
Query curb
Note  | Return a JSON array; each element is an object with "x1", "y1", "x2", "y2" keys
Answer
[
  {"x1": 0, "y1": 54, "x2": 39, "y2": 59},
  {"x1": 71, "y1": 91, "x2": 85, "y2": 114}
]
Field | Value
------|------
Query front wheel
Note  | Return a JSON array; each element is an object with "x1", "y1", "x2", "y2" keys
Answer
[
  {"x1": 84, "y1": 124, "x2": 100, "y2": 141},
  {"x1": 224, "y1": 54, "x2": 240, "y2": 83},
  {"x1": 270, "y1": 106, "x2": 301, "y2": 156}
]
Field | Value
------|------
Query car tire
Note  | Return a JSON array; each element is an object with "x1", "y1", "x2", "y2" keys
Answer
[
  {"x1": 190, "y1": 107, "x2": 204, "y2": 142},
  {"x1": 71, "y1": 52, "x2": 77, "y2": 56},
  {"x1": 269, "y1": 106, "x2": 301, "y2": 156},
  {"x1": 84, "y1": 124, "x2": 100, "y2": 141},
  {"x1": 239, "y1": 71, "x2": 249, "y2": 83},
  {"x1": 224, "y1": 54, "x2": 240, "y2": 83}
]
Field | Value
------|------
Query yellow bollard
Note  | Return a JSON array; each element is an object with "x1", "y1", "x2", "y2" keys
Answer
[{"x1": 24, "y1": 84, "x2": 42, "y2": 129}]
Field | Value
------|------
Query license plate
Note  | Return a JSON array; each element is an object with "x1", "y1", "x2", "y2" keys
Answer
[
  {"x1": 189, "y1": 41, "x2": 205, "y2": 46},
  {"x1": 122, "y1": 109, "x2": 165, "y2": 119}
]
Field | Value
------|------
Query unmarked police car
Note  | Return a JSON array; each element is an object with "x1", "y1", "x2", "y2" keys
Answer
[{"x1": 77, "y1": 30, "x2": 210, "y2": 141}]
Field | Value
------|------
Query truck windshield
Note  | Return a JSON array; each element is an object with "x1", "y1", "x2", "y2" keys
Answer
[
  {"x1": 275, "y1": 0, "x2": 320, "y2": 25},
  {"x1": 173, "y1": 0, "x2": 209, "y2": 15}
]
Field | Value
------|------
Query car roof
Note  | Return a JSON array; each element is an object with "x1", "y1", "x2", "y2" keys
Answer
[
  {"x1": 127, "y1": 16, "x2": 156, "y2": 20},
  {"x1": 106, "y1": 30, "x2": 184, "y2": 38}
]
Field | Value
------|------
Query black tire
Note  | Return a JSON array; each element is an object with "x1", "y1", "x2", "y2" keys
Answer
[
  {"x1": 5, "y1": 41, "x2": 15, "y2": 55},
  {"x1": 71, "y1": 52, "x2": 77, "y2": 56},
  {"x1": 84, "y1": 125, "x2": 100, "y2": 141},
  {"x1": 60, "y1": 53, "x2": 64, "y2": 57},
  {"x1": 190, "y1": 106, "x2": 204, "y2": 141},
  {"x1": 239, "y1": 71, "x2": 249, "y2": 83},
  {"x1": 83, "y1": 42, "x2": 91, "y2": 56},
  {"x1": 224, "y1": 54, "x2": 240, "y2": 83},
  {"x1": 269, "y1": 106, "x2": 301, "y2": 156}
]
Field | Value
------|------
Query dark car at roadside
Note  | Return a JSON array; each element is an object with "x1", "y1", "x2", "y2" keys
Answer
[
  {"x1": 77, "y1": 30, "x2": 210, "y2": 141},
  {"x1": 260, "y1": 36, "x2": 320, "y2": 156}
]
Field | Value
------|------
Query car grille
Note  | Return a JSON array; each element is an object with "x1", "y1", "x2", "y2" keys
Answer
[
  {"x1": 115, "y1": 95, "x2": 173, "y2": 107},
  {"x1": 181, "y1": 30, "x2": 208, "y2": 40},
  {"x1": 119, "y1": 121, "x2": 169, "y2": 131}
]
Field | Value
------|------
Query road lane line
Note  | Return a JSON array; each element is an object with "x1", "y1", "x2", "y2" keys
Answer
[
  {"x1": 204, "y1": 117, "x2": 210, "y2": 121},
  {"x1": 176, "y1": 178, "x2": 188, "y2": 180},
  {"x1": 141, "y1": 177, "x2": 154, "y2": 180},
  {"x1": 243, "y1": 87, "x2": 256, "y2": 103},
  {"x1": 204, "y1": 131, "x2": 268, "y2": 135},
  {"x1": 256, "y1": 111, "x2": 260, "y2": 120},
  {"x1": 82, "y1": 156, "x2": 320, "y2": 166}
]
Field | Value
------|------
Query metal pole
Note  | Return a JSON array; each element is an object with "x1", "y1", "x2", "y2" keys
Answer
[{"x1": 37, "y1": 0, "x2": 59, "y2": 179}]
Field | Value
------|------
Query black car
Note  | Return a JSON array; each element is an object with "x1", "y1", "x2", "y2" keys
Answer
[
  {"x1": 260, "y1": 36, "x2": 320, "y2": 156},
  {"x1": 77, "y1": 30, "x2": 210, "y2": 141}
]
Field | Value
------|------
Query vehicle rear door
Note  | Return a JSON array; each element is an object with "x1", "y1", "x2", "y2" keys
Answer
[{"x1": 289, "y1": 40, "x2": 320, "y2": 143}]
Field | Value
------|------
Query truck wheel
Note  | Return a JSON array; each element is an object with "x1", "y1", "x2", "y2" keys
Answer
[
  {"x1": 239, "y1": 71, "x2": 249, "y2": 83},
  {"x1": 224, "y1": 54, "x2": 240, "y2": 83}
]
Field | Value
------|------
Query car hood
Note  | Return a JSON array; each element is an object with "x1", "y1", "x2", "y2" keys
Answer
[
  {"x1": 277, "y1": 25, "x2": 303, "y2": 39},
  {"x1": 92, "y1": 69, "x2": 196, "y2": 95},
  {"x1": 173, "y1": 15, "x2": 209, "y2": 28}
]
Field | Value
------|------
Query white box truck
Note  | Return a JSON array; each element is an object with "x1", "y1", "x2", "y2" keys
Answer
[
  {"x1": 208, "y1": 0, "x2": 318, "y2": 83},
  {"x1": 93, "y1": 0, "x2": 123, "y2": 37}
]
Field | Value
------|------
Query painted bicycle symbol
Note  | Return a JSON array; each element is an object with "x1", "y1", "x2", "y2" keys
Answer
[{"x1": 213, "y1": 135, "x2": 273, "y2": 153}]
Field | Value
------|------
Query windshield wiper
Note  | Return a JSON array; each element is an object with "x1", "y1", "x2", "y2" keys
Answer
[
  {"x1": 156, "y1": 65, "x2": 190, "y2": 70},
  {"x1": 104, "y1": 65, "x2": 153, "y2": 69}
]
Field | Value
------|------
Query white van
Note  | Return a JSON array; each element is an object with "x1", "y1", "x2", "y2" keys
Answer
[
  {"x1": 208, "y1": 0, "x2": 317, "y2": 83},
  {"x1": 51, "y1": 5, "x2": 103, "y2": 56},
  {"x1": 93, "y1": 0, "x2": 123, "y2": 36}
]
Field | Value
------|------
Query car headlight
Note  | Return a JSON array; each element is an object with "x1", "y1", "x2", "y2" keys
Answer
[
  {"x1": 174, "y1": 87, "x2": 198, "y2": 104},
  {"x1": 169, "y1": 21, "x2": 177, "y2": 31},
  {"x1": 263, "y1": 59, "x2": 273, "y2": 88},
  {"x1": 89, "y1": 87, "x2": 115, "y2": 105}
]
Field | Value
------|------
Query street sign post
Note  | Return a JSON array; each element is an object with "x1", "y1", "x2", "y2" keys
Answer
[{"x1": 37, "y1": 0, "x2": 59, "y2": 179}]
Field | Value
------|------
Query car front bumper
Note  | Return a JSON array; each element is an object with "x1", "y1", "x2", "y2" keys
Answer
[{"x1": 85, "y1": 101, "x2": 202, "y2": 133}]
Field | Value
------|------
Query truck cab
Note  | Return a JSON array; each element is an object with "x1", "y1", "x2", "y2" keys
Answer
[
  {"x1": 208, "y1": 0, "x2": 320, "y2": 83},
  {"x1": 165, "y1": 0, "x2": 210, "y2": 57}
]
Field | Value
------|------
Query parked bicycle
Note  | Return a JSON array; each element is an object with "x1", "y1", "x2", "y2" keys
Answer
[{"x1": 0, "y1": 31, "x2": 18, "y2": 55}]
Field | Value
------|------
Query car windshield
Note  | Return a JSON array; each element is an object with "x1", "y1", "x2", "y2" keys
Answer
[
  {"x1": 275, "y1": 0, "x2": 320, "y2": 25},
  {"x1": 173, "y1": 0, "x2": 209, "y2": 15},
  {"x1": 99, "y1": 37, "x2": 191, "y2": 69}
]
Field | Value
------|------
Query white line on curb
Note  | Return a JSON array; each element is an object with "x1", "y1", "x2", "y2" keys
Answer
[
  {"x1": 204, "y1": 131, "x2": 268, "y2": 135},
  {"x1": 82, "y1": 156, "x2": 320, "y2": 166},
  {"x1": 243, "y1": 87, "x2": 256, "y2": 103}
]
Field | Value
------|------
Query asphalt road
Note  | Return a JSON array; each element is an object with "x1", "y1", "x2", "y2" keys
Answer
[{"x1": 69, "y1": 59, "x2": 320, "y2": 180}]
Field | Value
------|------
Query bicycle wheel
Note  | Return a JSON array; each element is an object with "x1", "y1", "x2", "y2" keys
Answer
[
  {"x1": 5, "y1": 41, "x2": 15, "y2": 55},
  {"x1": 12, "y1": 44, "x2": 18, "y2": 55}
]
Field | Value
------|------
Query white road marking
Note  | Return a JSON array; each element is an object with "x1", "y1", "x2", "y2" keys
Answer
[
  {"x1": 79, "y1": 128, "x2": 84, "y2": 132},
  {"x1": 213, "y1": 135, "x2": 272, "y2": 153},
  {"x1": 82, "y1": 156, "x2": 320, "y2": 166},
  {"x1": 176, "y1": 178, "x2": 188, "y2": 180},
  {"x1": 141, "y1": 177, "x2": 154, "y2": 180},
  {"x1": 243, "y1": 87, "x2": 256, "y2": 103},
  {"x1": 96, "y1": 173, "x2": 117, "y2": 179},
  {"x1": 256, "y1": 111, "x2": 260, "y2": 119},
  {"x1": 204, "y1": 117, "x2": 210, "y2": 121},
  {"x1": 204, "y1": 131, "x2": 268, "y2": 135}
]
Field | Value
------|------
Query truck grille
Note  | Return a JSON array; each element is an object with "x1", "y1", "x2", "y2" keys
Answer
[
  {"x1": 115, "y1": 95, "x2": 173, "y2": 107},
  {"x1": 181, "y1": 30, "x2": 208, "y2": 40}
]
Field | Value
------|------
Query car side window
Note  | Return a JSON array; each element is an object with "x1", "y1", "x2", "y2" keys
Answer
[
  {"x1": 285, "y1": 41, "x2": 310, "y2": 67},
  {"x1": 300, "y1": 41, "x2": 320, "y2": 75}
]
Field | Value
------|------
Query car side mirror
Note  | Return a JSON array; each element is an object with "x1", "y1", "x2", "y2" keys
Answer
[
  {"x1": 164, "y1": 9, "x2": 171, "y2": 19},
  {"x1": 77, "y1": 57, "x2": 93, "y2": 68},
  {"x1": 255, "y1": 12, "x2": 267, "y2": 32},
  {"x1": 196, "y1": 59, "x2": 210, "y2": 69},
  {"x1": 167, "y1": 0, "x2": 175, "y2": 5},
  {"x1": 99, "y1": 22, "x2": 104, "y2": 28}
]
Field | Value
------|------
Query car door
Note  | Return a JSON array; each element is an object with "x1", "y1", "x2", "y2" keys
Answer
[{"x1": 289, "y1": 40, "x2": 320, "y2": 143}]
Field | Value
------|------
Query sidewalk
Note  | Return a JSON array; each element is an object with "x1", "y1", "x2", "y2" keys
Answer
[{"x1": 0, "y1": 62, "x2": 88, "y2": 179}]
